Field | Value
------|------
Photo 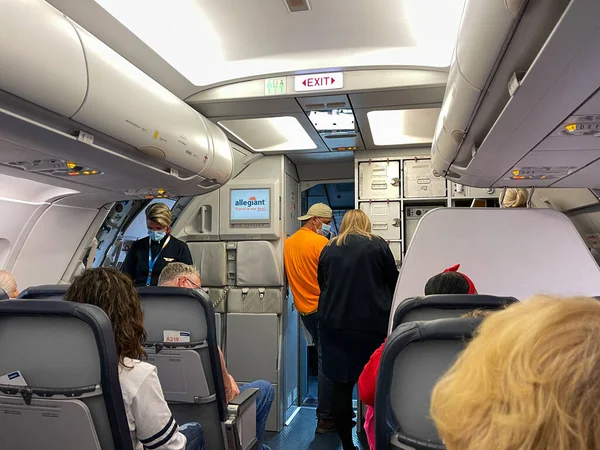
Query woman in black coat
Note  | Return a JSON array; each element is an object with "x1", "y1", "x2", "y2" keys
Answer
[{"x1": 317, "y1": 209, "x2": 399, "y2": 450}]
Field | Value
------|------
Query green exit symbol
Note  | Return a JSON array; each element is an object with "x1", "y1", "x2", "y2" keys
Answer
[{"x1": 265, "y1": 78, "x2": 286, "y2": 96}]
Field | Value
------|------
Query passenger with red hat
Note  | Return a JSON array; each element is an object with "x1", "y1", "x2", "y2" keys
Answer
[{"x1": 358, "y1": 264, "x2": 478, "y2": 449}]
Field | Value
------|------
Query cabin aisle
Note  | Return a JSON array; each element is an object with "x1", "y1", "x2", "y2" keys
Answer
[{"x1": 265, "y1": 407, "x2": 367, "y2": 450}]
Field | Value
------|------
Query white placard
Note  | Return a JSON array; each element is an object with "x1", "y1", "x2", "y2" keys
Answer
[
  {"x1": 163, "y1": 330, "x2": 191, "y2": 343},
  {"x1": 0, "y1": 370, "x2": 28, "y2": 386}
]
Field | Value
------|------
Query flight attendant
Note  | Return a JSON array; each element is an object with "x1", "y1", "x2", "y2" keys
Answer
[{"x1": 121, "y1": 202, "x2": 193, "y2": 287}]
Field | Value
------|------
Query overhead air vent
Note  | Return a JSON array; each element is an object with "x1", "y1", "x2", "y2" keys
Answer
[{"x1": 283, "y1": 0, "x2": 311, "y2": 12}]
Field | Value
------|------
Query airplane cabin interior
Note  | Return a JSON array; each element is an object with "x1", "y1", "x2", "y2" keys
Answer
[{"x1": 1, "y1": 0, "x2": 600, "y2": 449}]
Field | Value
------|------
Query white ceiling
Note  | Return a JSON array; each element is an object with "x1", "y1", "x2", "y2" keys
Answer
[{"x1": 48, "y1": 0, "x2": 465, "y2": 96}]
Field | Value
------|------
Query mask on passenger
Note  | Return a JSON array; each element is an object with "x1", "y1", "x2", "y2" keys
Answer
[
  {"x1": 318, "y1": 220, "x2": 331, "y2": 237},
  {"x1": 148, "y1": 229, "x2": 167, "y2": 242}
]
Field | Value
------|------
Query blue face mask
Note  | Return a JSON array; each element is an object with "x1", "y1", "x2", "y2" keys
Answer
[
  {"x1": 319, "y1": 221, "x2": 331, "y2": 237},
  {"x1": 148, "y1": 229, "x2": 167, "y2": 242}
]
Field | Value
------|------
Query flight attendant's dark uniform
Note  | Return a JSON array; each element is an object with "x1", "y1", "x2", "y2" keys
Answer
[{"x1": 121, "y1": 235, "x2": 194, "y2": 287}]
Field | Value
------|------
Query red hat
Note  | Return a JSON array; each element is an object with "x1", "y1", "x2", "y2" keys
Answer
[{"x1": 443, "y1": 264, "x2": 477, "y2": 294}]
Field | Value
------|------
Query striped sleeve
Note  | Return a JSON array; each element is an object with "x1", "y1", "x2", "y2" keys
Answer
[{"x1": 131, "y1": 366, "x2": 187, "y2": 450}]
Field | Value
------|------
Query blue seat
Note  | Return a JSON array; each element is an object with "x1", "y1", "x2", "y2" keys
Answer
[
  {"x1": 137, "y1": 286, "x2": 260, "y2": 450},
  {"x1": 0, "y1": 299, "x2": 132, "y2": 449},
  {"x1": 392, "y1": 294, "x2": 517, "y2": 330},
  {"x1": 375, "y1": 317, "x2": 483, "y2": 450},
  {"x1": 18, "y1": 284, "x2": 69, "y2": 300}
]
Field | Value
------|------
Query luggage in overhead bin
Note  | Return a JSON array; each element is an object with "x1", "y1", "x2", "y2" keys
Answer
[
  {"x1": 359, "y1": 201, "x2": 401, "y2": 241},
  {"x1": 403, "y1": 160, "x2": 446, "y2": 198},
  {"x1": 358, "y1": 161, "x2": 401, "y2": 200}
]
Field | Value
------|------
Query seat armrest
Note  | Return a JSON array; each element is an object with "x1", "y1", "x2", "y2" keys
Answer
[
  {"x1": 228, "y1": 388, "x2": 259, "y2": 414},
  {"x1": 226, "y1": 388, "x2": 259, "y2": 450}
]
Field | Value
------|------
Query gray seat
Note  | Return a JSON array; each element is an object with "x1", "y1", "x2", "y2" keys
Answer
[
  {"x1": 17, "y1": 284, "x2": 70, "y2": 300},
  {"x1": 0, "y1": 288, "x2": 8, "y2": 300},
  {"x1": 375, "y1": 317, "x2": 483, "y2": 450},
  {"x1": 137, "y1": 286, "x2": 259, "y2": 450},
  {"x1": 0, "y1": 299, "x2": 132, "y2": 450},
  {"x1": 392, "y1": 294, "x2": 518, "y2": 330}
]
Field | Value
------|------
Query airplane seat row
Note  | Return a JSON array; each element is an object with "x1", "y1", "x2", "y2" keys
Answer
[
  {"x1": 0, "y1": 299, "x2": 132, "y2": 450},
  {"x1": 376, "y1": 294, "x2": 518, "y2": 450},
  {"x1": 2, "y1": 283, "x2": 261, "y2": 449},
  {"x1": 188, "y1": 240, "x2": 284, "y2": 431}
]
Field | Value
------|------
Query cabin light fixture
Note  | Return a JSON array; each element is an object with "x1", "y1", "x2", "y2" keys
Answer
[
  {"x1": 367, "y1": 109, "x2": 441, "y2": 146},
  {"x1": 218, "y1": 117, "x2": 317, "y2": 152},
  {"x1": 283, "y1": 0, "x2": 311, "y2": 12}
]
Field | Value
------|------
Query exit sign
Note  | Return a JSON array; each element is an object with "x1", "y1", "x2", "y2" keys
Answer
[{"x1": 294, "y1": 72, "x2": 344, "y2": 92}]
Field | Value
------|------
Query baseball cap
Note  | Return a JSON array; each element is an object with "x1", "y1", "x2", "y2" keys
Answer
[{"x1": 297, "y1": 203, "x2": 333, "y2": 221}]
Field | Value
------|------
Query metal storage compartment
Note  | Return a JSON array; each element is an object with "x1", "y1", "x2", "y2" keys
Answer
[
  {"x1": 358, "y1": 161, "x2": 400, "y2": 200},
  {"x1": 359, "y1": 201, "x2": 401, "y2": 241},
  {"x1": 404, "y1": 160, "x2": 446, "y2": 198}
]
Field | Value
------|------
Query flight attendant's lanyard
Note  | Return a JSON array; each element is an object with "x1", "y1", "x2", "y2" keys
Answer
[{"x1": 147, "y1": 236, "x2": 171, "y2": 286}]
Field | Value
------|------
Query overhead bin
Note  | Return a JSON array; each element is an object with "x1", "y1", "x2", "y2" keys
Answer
[
  {"x1": 430, "y1": 0, "x2": 570, "y2": 184},
  {"x1": 0, "y1": 0, "x2": 233, "y2": 187},
  {"x1": 431, "y1": 0, "x2": 527, "y2": 175}
]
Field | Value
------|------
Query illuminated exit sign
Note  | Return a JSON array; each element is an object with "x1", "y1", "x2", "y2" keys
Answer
[{"x1": 294, "y1": 72, "x2": 344, "y2": 92}]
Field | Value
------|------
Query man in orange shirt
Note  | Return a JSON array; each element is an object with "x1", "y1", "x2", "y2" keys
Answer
[{"x1": 284, "y1": 203, "x2": 335, "y2": 433}]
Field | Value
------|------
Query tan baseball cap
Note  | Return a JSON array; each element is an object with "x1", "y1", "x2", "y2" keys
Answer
[{"x1": 297, "y1": 203, "x2": 333, "y2": 221}]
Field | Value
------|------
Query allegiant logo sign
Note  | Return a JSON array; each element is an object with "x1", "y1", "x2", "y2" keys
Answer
[{"x1": 235, "y1": 196, "x2": 266, "y2": 207}]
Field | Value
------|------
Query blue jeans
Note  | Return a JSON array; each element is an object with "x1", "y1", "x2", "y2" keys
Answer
[
  {"x1": 239, "y1": 380, "x2": 274, "y2": 450},
  {"x1": 301, "y1": 312, "x2": 334, "y2": 419},
  {"x1": 179, "y1": 422, "x2": 204, "y2": 450}
]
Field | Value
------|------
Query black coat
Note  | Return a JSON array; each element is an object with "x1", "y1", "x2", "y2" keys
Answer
[
  {"x1": 121, "y1": 235, "x2": 193, "y2": 287},
  {"x1": 317, "y1": 234, "x2": 399, "y2": 382}
]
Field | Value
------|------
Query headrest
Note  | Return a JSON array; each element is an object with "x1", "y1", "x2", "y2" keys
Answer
[
  {"x1": 375, "y1": 317, "x2": 483, "y2": 450},
  {"x1": 393, "y1": 294, "x2": 518, "y2": 330},
  {"x1": 18, "y1": 284, "x2": 70, "y2": 299}
]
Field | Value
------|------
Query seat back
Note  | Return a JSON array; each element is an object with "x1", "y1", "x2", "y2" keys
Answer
[
  {"x1": 0, "y1": 300, "x2": 132, "y2": 450},
  {"x1": 392, "y1": 294, "x2": 518, "y2": 330},
  {"x1": 18, "y1": 284, "x2": 70, "y2": 300},
  {"x1": 375, "y1": 318, "x2": 482, "y2": 450},
  {"x1": 136, "y1": 286, "x2": 228, "y2": 450},
  {"x1": 0, "y1": 288, "x2": 8, "y2": 300}
]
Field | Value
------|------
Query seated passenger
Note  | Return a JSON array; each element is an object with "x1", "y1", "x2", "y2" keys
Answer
[
  {"x1": 0, "y1": 270, "x2": 18, "y2": 298},
  {"x1": 358, "y1": 264, "x2": 477, "y2": 450},
  {"x1": 65, "y1": 268, "x2": 204, "y2": 450},
  {"x1": 502, "y1": 187, "x2": 529, "y2": 208},
  {"x1": 158, "y1": 262, "x2": 274, "y2": 450},
  {"x1": 431, "y1": 295, "x2": 600, "y2": 450}
]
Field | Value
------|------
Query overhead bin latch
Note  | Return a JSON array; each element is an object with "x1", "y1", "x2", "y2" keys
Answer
[{"x1": 508, "y1": 71, "x2": 527, "y2": 97}]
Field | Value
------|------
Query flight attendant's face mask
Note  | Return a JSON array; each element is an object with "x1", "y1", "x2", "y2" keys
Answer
[{"x1": 147, "y1": 220, "x2": 169, "y2": 242}]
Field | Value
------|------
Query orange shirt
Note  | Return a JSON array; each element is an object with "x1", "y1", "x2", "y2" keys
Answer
[{"x1": 284, "y1": 227, "x2": 328, "y2": 314}]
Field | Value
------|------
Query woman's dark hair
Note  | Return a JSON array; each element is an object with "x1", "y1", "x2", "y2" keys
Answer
[
  {"x1": 424, "y1": 271, "x2": 471, "y2": 295},
  {"x1": 65, "y1": 267, "x2": 147, "y2": 364}
]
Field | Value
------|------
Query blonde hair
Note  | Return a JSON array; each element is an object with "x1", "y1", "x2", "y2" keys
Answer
[
  {"x1": 502, "y1": 188, "x2": 529, "y2": 208},
  {"x1": 430, "y1": 295, "x2": 600, "y2": 450},
  {"x1": 330, "y1": 209, "x2": 373, "y2": 246},
  {"x1": 145, "y1": 203, "x2": 173, "y2": 228}
]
